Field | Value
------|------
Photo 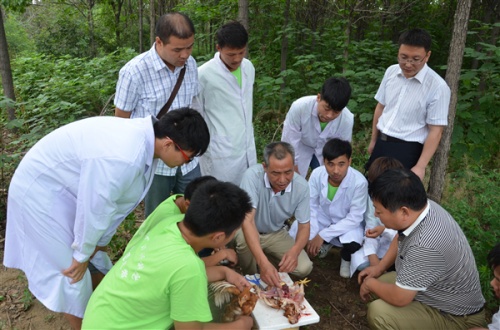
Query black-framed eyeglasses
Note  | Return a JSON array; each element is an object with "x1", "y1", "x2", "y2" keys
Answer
[{"x1": 397, "y1": 55, "x2": 427, "y2": 65}]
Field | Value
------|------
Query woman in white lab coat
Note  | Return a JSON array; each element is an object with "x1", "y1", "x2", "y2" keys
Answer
[{"x1": 3, "y1": 109, "x2": 209, "y2": 329}]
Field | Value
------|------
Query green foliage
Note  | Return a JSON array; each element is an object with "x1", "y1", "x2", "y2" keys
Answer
[
  {"x1": 442, "y1": 166, "x2": 500, "y2": 308},
  {"x1": 0, "y1": 0, "x2": 31, "y2": 12},
  {"x1": 10, "y1": 48, "x2": 136, "y2": 138},
  {"x1": 448, "y1": 22, "x2": 500, "y2": 169},
  {"x1": 4, "y1": 12, "x2": 36, "y2": 57},
  {"x1": 21, "y1": 288, "x2": 33, "y2": 311}
]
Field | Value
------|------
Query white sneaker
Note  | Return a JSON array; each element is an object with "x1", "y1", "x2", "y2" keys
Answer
[
  {"x1": 318, "y1": 243, "x2": 333, "y2": 258},
  {"x1": 340, "y1": 259, "x2": 351, "y2": 278}
]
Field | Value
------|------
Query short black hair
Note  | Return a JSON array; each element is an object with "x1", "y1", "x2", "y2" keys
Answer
[
  {"x1": 369, "y1": 168, "x2": 427, "y2": 212},
  {"x1": 184, "y1": 181, "x2": 252, "y2": 237},
  {"x1": 319, "y1": 77, "x2": 351, "y2": 112},
  {"x1": 155, "y1": 12, "x2": 195, "y2": 43},
  {"x1": 488, "y1": 243, "x2": 500, "y2": 270},
  {"x1": 216, "y1": 21, "x2": 248, "y2": 49},
  {"x1": 153, "y1": 107, "x2": 210, "y2": 157},
  {"x1": 322, "y1": 138, "x2": 352, "y2": 161},
  {"x1": 184, "y1": 175, "x2": 217, "y2": 201},
  {"x1": 398, "y1": 28, "x2": 432, "y2": 52}
]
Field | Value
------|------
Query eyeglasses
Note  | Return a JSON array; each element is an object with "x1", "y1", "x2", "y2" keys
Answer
[
  {"x1": 169, "y1": 137, "x2": 193, "y2": 163},
  {"x1": 397, "y1": 55, "x2": 427, "y2": 65}
]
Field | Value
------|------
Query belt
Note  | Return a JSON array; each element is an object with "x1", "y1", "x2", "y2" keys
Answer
[
  {"x1": 379, "y1": 133, "x2": 406, "y2": 143},
  {"x1": 259, "y1": 226, "x2": 286, "y2": 235},
  {"x1": 442, "y1": 307, "x2": 484, "y2": 317}
]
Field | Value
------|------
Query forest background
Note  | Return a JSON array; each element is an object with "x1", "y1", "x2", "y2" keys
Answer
[{"x1": 0, "y1": 0, "x2": 499, "y2": 317}]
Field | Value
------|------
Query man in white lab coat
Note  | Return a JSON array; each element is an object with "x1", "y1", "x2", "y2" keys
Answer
[
  {"x1": 281, "y1": 77, "x2": 353, "y2": 177},
  {"x1": 289, "y1": 138, "x2": 366, "y2": 278},
  {"x1": 3, "y1": 108, "x2": 209, "y2": 329},
  {"x1": 193, "y1": 21, "x2": 256, "y2": 185}
]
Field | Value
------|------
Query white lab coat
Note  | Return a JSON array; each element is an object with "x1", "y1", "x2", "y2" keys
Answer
[
  {"x1": 4, "y1": 116, "x2": 157, "y2": 318},
  {"x1": 192, "y1": 52, "x2": 256, "y2": 185},
  {"x1": 289, "y1": 166, "x2": 366, "y2": 245},
  {"x1": 350, "y1": 199, "x2": 397, "y2": 276},
  {"x1": 281, "y1": 96, "x2": 354, "y2": 177}
]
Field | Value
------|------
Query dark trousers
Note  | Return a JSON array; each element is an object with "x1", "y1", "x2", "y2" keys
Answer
[
  {"x1": 310, "y1": 154, "x2": 320, "y2": 170},
  {"x1": 340, "y1": 241, "x2": 362, "y2": 262},
  {"x1": 365, "y1": 136, "x2": 423, "y2": 172}
]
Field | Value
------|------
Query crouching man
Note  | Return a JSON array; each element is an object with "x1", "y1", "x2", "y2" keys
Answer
[
  {"x1": 82, "y1": 181, "x2": 254, "y2": 330},
  {"x1": 358, "y1": 168, "x2": 486, "y2": 329}
]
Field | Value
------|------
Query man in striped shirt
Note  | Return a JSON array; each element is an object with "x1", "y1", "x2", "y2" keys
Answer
[
  {"x1": 365, "y1": 28, "x2": 451, "y2": 181},
  {"x1": 358, "y1": 168, "x2": 486, "y2": 329}
]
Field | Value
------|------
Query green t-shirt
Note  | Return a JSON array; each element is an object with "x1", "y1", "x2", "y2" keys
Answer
[
  {"x1": 82, "y1": 216, "x2": 212, "y2": 329},
  {"x1": 327, "y1": 183, "x2": 338, "y2": 201},
  {"x1": 132, "y1": 194, "x2": 183, "y2": 245},
  {"x1": 320, "y1": 121, "x2": 328, "y2": 131},
  {"x1": 231, "y1": 66, "x2": 242, "y2": 87}
]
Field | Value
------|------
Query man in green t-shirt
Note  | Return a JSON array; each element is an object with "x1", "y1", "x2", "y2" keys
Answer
[{"x1": 82, "y1": 181, "x2": 254, "y2": 330}]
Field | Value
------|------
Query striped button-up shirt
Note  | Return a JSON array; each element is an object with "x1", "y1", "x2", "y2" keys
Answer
[{"x1": 114, "y1": 44, "x2": 199, "y2": 176}]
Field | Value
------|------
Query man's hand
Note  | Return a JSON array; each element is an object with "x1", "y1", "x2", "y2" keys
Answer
[
  {"x1": 366, "y1": 225, "x2": 385, "y2": 239},
  {"x1": 358, "y1": 264, "x2": 383, "y2": 285},
  {"x1": 306, "y1": 234, "x2": 324, "y2": 257},
  {"x1": 62, "y1": 258, "x2": 89, "y2": 284},
  {"x1": 411, "y1": 165, "x2": 425, "y2": 181},
  {"x1": 359, "y1": 277, "x2": 375, "y2": 302},
  {"x1": 278, "y1": 249, "x2": 299, "y2": 273},
  {"x1": 259, "y1": 260, "x2": 281, "y2": 287},
  {"x1": 225, "y1": 268, "x2": 251, "y2": 291},
  {"x1": 367, "y1": 139, "x2": 376, "y2": 155},
  {"x1": 234, "y1": 315, "x2": 254, "y2": 329}
]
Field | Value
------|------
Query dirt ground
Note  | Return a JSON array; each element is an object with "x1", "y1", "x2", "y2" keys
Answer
[{"x1": 0, "y1": 224, "x2": 369, "y2": 330}]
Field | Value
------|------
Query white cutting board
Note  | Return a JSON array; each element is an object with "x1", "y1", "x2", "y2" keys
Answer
[{"x1": 249, "y1": 273, "x2": 320, "y2": 330}]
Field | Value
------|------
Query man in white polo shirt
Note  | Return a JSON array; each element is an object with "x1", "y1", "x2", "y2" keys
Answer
[
  {"x1": 358, "y1": 168, "x2": 485, "y2": 329},
  {"x1": 235, "y1": 142, "x2": 313, "y2": 287},
  {"x1": 365, "y1": 28, "x2": 451, "y2": 181}
]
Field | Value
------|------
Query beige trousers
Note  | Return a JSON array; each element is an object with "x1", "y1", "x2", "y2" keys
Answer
[
  {"x1": 235, "y1": 228, "x2": 313, "y2": 278},
  {"x1": 367, "y1": 272, "x2": 486, "y2": 330}
]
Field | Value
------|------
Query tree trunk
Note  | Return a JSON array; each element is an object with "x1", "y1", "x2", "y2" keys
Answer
[
  {"x1": 238, "y1": 0, "x2": 249, "y2": 57},
  {"x1": 138, "y1": 0, "x2": 143, "y2": 52},
  {"x1": 149, "y1": 0, "x2": 155, "y2": 46},
  {"x1": 0, "y1": 7, "x2": 16, "y2": 121},
  {"x1": 87, "y1": 0, "x2": 96, "y2": 57},
  {"x1": 428, "y1": 0, "x2": 472, "y2": 202},
  {"x1": 280, "y1": 0, "x2": 290, "y2": 93}
]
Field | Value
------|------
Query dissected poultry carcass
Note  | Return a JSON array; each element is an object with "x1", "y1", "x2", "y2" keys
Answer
[
  {"x1": 209, "y1": 281, "x2": 258, "y2": 322},
  {"x1": 255, "y1": 278, "x2": 311, "y2": 324}
]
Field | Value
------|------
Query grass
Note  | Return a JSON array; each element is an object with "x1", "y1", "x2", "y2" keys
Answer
[{"x1": 21, "y1": 288, "x2": 33, "y2": 311}]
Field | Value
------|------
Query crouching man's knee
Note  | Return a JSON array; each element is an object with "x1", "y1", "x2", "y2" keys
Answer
[{"x1": 367, "y1": 299, "x2": 399, "y2": 330}]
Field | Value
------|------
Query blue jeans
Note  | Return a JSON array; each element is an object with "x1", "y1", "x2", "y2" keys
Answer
[{"x1": 144, "y1": 164, "x2": 201, "y2": 217}]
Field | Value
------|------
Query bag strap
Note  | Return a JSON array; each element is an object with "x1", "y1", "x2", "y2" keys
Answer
[{"x1": 156, "y1": 66, "x2": 186, "y2": 119}]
